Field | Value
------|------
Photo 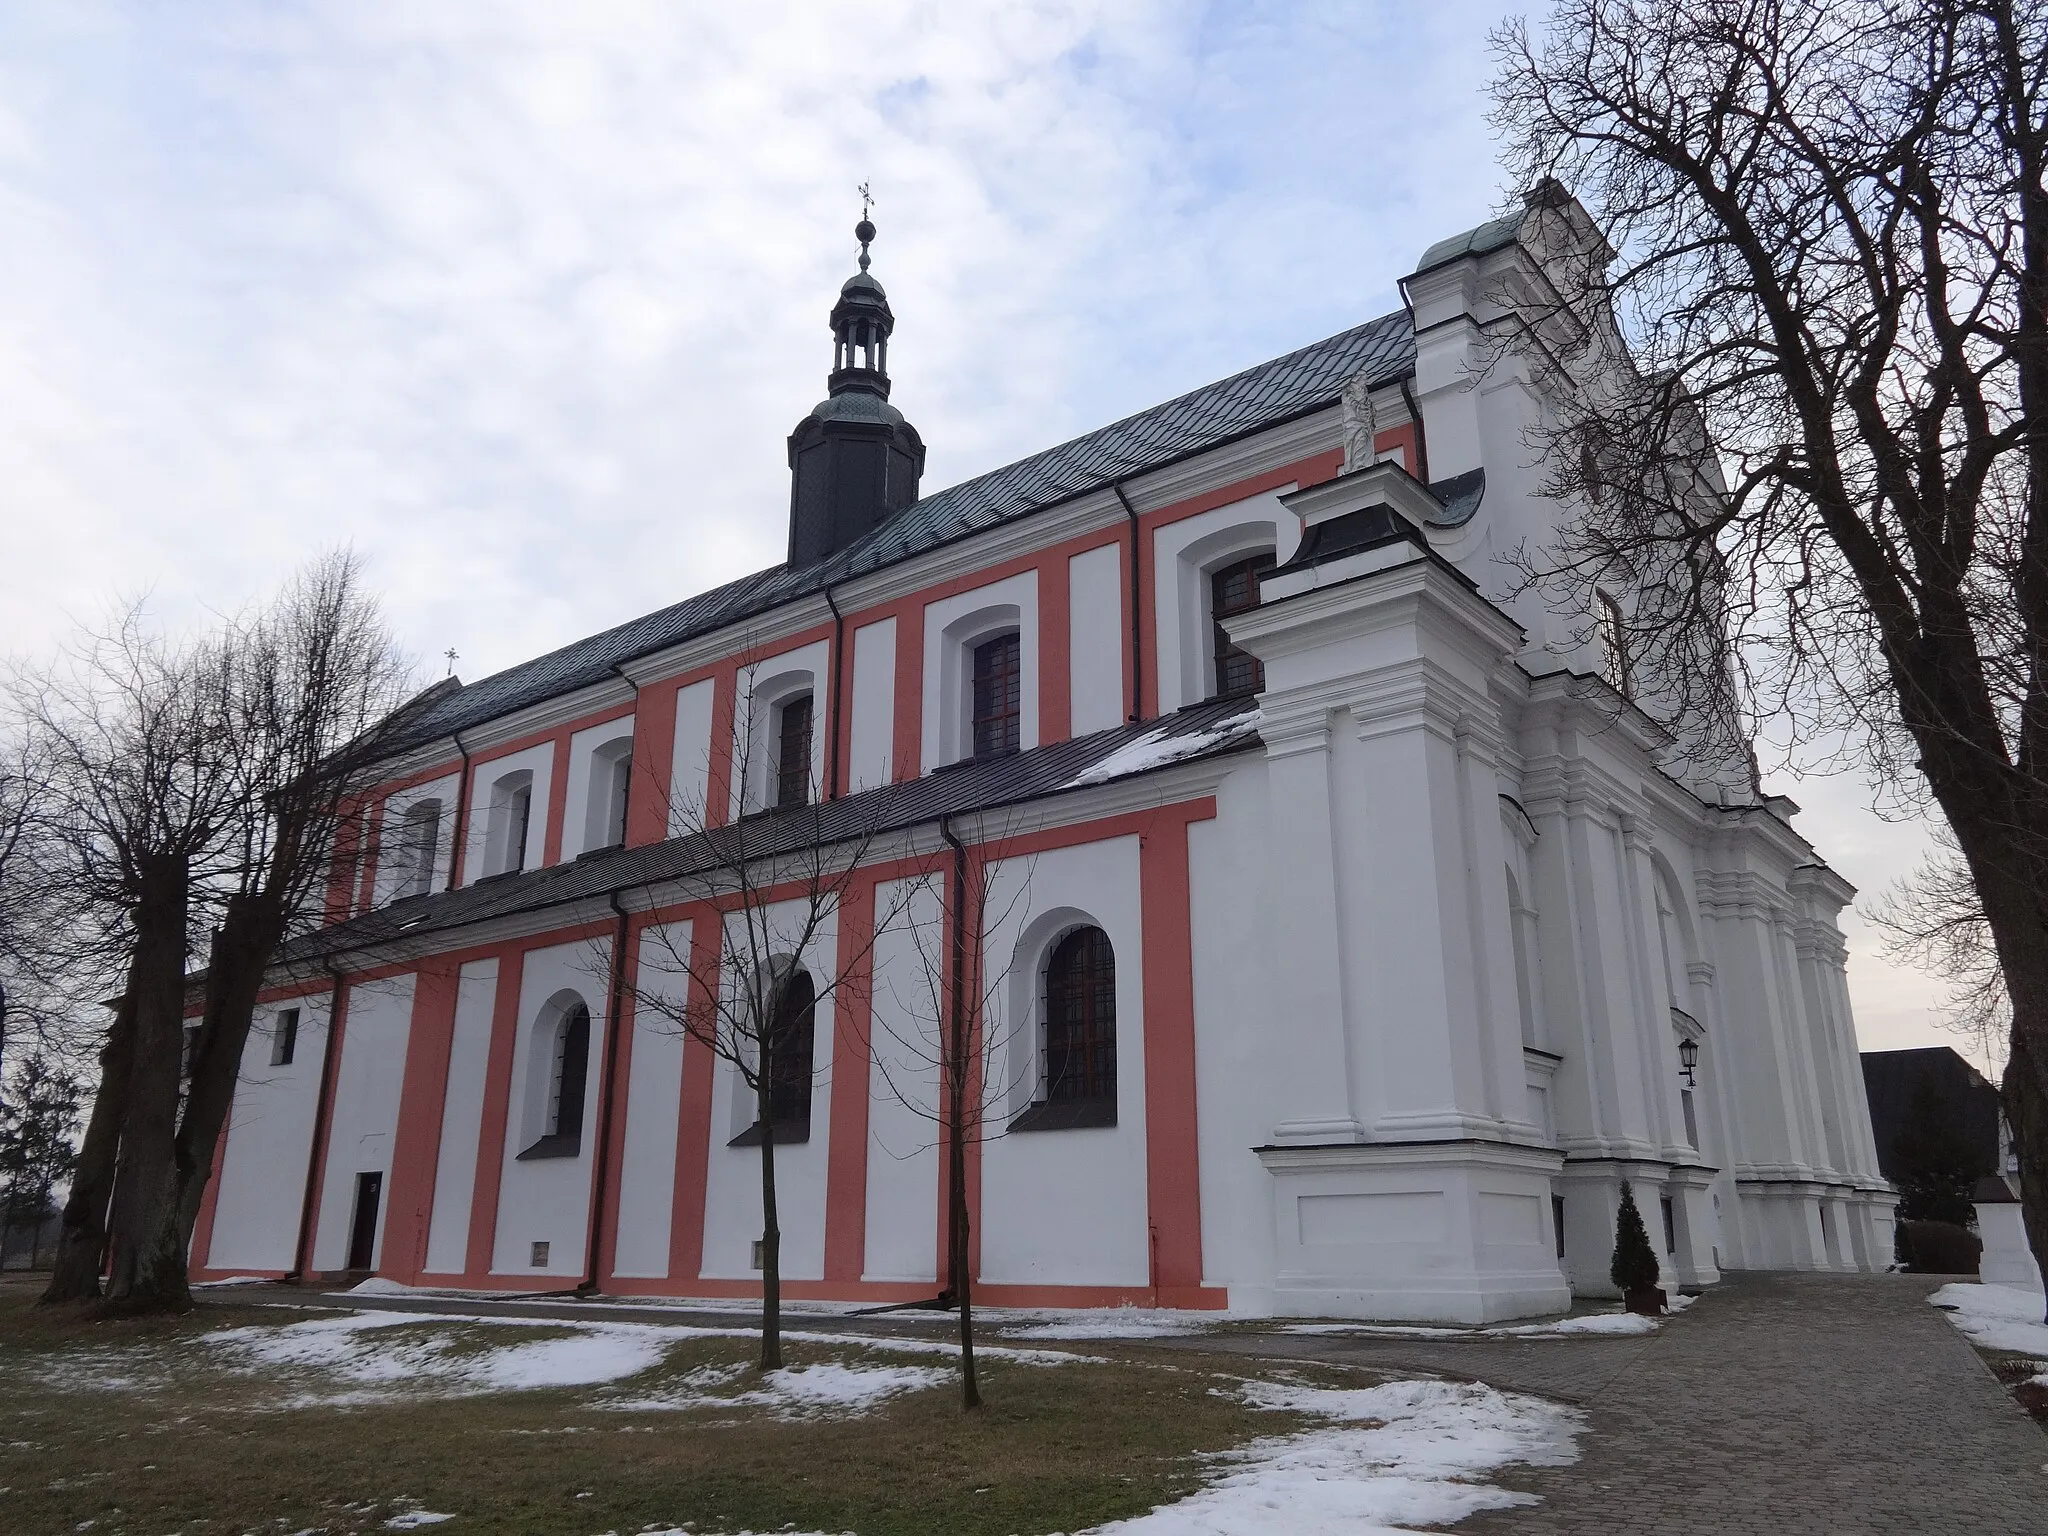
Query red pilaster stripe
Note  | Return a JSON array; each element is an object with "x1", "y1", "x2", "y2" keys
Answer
[
  {"x1": 627, "y1": 681, "x2": 679, "y2": 848},
  {"x1": 298, "y1": 980, "x2": 354, "y2": 1273},
  {"x1": 891, "y1": 603, "x2": 925, "y2": 782},
  {"x1": 590, "y1": 920, "x2": 642, "y2": 1288},
  {"x1": 463, "y1": 950, "x2": 529, "y2": 1278},
  {"x1": 1038, "y1": 549, "x2": 1072, "y2": 745},
  {"x1": 705, "y1": 667, "x2": 738, "y2": 829},
  {"x1": 666, "y1": 915, "x2": 723, "y2": 1281},
  {"x1": 821, "y1": 877, "x2": 877, "y2": 1282},
  {"x1": 188, "y1": 1121, "x2": 231, "y2": 1274},
  {"x1": 1138, "y1": 807, "x2": 1209, "y2": 1304},
  {"x1": 384, "y1": 962, "x2": 462, "y2": 1282},
  {"x1": 540, "y1": 735, "x2": 573, "y2": 868}
]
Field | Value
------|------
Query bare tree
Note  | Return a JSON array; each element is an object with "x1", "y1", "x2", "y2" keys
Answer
[
  {"x1": 1489, "y1": 0, "x2": 2048, "y2": 1309},
  {"x1": 18, "y1": 607, "x2": 240, "y2": 1304},
  {"x1": 862, "y1": 821, "x2": 1035, "y2": 1410},
  {"x1": 613, "y1": 656, "x2": 908, "y2": 1370},
  {"x1": 18, "y1": 553, "x2": 409, "y2": 1309},
  {"x1": 1870, "y1": 828, "x2": 2011, "y2": 1076}
]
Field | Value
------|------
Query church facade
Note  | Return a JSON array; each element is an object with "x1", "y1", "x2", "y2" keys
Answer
[{"x1": 191, "y1": 193, "x2": 1896, "y2": 1323}]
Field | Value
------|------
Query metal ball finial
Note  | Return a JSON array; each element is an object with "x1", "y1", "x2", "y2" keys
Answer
[{"x1": 856, "y1": 181, "x2": 876, "y2": 270}]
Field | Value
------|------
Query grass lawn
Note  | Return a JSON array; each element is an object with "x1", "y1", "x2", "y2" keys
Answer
[{"x1": 0, "y1": 1283, "x2": 1341, "y2": 1536}]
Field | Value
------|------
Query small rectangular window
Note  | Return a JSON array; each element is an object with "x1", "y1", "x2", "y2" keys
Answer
[
  {"x1": 1211, "y1": 553, "x2": 1276, "y2": 698},
  {"x1": 1660, "y1": 1195, "x2": 1677, "y2": 1255},
  {"x1": 971, "y1": 632, "x2": 1021, "y2": 758},
  {"x1": 1552, "y1": 1194, "x2": 1567, "y2": 1259},
  {"x1": 530, "y1": 1240, "x2": 550, "y2": 1268},
  {"x1": 271, "y1": 1008, "x2": 300, "y2": 1067},
  {"x1": 1595, "y1": 589, "x2": 1632, "y2": 698},
  {"x1": 775, "y1": 694, "x2": 814, "y2": 809}
]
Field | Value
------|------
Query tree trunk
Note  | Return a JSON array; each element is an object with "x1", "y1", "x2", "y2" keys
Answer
[
  {"x1": 949, "y1": 1068, "x2": 979, "y2": 1410},
  {"x1": 42, "y1": 985, "x2": 138, "y2": 1302},
  {"x1": 756, "y1": 1074, "x2": 782, "y2": 1372},
  {"x1": 170, "y1": 895, "x2": 283, "y2": 1256},
  {"x1": 103, "y1": 855, "x2": 193, "y2": 1313},
  {"x1": 2005, "y1": 1029, "x2": 2048, "y2": 1323}
]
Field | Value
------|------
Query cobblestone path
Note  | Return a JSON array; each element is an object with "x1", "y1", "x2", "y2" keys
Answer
[{"x1": 1170, "y1": 1272, "x2": 2047, "y2": 1535}]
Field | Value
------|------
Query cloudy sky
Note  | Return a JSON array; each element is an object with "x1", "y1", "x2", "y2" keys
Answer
[{"x1": 0, "y1": 1, "x2": 1965, "y2": 1065}]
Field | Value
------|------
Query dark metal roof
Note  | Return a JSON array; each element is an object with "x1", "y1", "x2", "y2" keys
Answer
[
  {"x1": 374, "y1": 309, "x2": 1415, "y2": 761},
  {"x1": 293, "y1": 697, "x2": 1261, "y2": 964}
]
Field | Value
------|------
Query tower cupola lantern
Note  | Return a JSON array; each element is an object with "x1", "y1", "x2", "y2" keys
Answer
[{"x1": 786, "y1": 205, "x2": 926, "y2": 568}]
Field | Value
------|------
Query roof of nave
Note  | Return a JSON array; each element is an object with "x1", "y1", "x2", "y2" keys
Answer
[
  {"x1": 288, "y1": 696, "x2": 1261, "y2": 966},
  {"x1": 373, "y1": 307, "x2": 1416, "y2": 762}
]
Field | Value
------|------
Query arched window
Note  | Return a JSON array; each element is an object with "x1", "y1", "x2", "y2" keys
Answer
[
  {"x1": 519, "y1": 999, "x2": 590, "y2": 1159},
  {"x1": 394, "y1": 798, "x2": 442, "y2": 899},
  {"x1": 485, "y1": 770, "x2": 534, "y2": 876},
  {"x1": 735, "y1": 967, "x2": 816, "y2": 1144},
  {"x1": 971, "y1": 631, "x2": 1022, "y2": 758},
  {"x1": 585, "y1": 737, "x2": 633, "y2": 852},
  {"x1": 1007, "y1": 925, "x2": 1118, "y2": 1132},
  {"x1": 775, "y1": 693, "x2": 814, "y2": 809},
  {"x1": 1211, "y1": 553, "x2": 1276, "y2": 697},
  {"x1": 1595, "y1": 589, "x2": 1632, "y2": 698}
]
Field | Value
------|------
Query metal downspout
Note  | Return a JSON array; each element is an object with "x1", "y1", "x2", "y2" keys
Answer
[
  {"x1": 580, "y1": 890, "x2": 634, "y2": 1295},
  {"x1": 824, "y1": 584, "x2": 846, "y2": 801},
  {"x1": 445, "y1": 731, "x2": 471, "y2": 892},
  {"x1": 1113, "y1": 482, "x2": 1144, "y2": 723},
  {"x1": 286, "y1": 960, "x2": 349, "y2": 1283}
]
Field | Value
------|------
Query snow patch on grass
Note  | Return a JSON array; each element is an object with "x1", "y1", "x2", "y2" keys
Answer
[
  {"x1": 383, "y1": 1504, "x2": 455, "y2": 1529},
  {"x1": 621, "y1": 1374, "x2": 1580, "y2": 1536},
  {"x1": 1000, "y1": 1307, "x2": 1223, "y2": 1340},
  {"x1": 1931, "y1": 1281, "x2": 2048, "y2": 1355},
  {"x1": 606, "y1": 1360, "x2": 951, "y2": 1418}
]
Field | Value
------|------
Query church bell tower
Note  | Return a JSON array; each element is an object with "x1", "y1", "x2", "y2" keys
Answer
[{"x1": 786, "y1": 214, "x2": 927, "y2": 567}]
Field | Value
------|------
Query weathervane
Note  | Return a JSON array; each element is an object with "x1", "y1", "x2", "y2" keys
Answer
[{"x1": 856, "y1": 181, "x2": 876, "y2": 271}]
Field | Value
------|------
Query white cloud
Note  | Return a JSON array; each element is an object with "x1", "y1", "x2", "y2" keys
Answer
[{"x1": 0, "y1": 0, "x2": 1957, "y2": 1060}]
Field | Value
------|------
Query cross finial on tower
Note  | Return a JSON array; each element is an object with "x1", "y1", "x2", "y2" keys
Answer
[
  {"x1": 443, "y1": 647, "x2": 459, "y2": 677},
  {"x1": 855, "y1": 182, "x2": 876, "y2": 271}
]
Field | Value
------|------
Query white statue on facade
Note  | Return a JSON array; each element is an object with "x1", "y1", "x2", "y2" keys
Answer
[{"x1": 1340, "y1": 370, "x2": 1378, "y2": 472}]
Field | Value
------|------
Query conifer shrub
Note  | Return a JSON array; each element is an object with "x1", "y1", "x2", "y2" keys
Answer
[{"x1": 1609, "y1": 1180, "x2": 1662, "y2": 1296}]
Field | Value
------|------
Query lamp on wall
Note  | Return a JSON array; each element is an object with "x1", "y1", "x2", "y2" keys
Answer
[{"x1": 1677, "y1": 1036, "x2": 1700, "y2": 1088}]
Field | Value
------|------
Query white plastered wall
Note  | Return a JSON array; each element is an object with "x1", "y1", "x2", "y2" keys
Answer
[
  {"x1": 1151, "y1": 492, "x2": 1303, "y2": 713},
  {"x1": 560, "y1": 715, "x2": 636, "y2": 861},
  {"x1": 732, "y1": 638, "x2": 831, "y2": 818},
  {"x1": 668, "y1": 677, "x2": 718, "y2": 834},
  {"x1": 309, "y1": 974, "x2": 418, "y2": 1272},
  {"x1": 863, "y1": 877, "x2": 943, "y2": 1282},
  {"x1": 206, "y1": 994, "x2": 334, "y2": 1272},
  {"x1": 920, "y1": 570, "x2": 1038, "y2": 772},
  {"x1": 977, "y1": 835, "x2": 1151, "y2": 1288},
  {"x1": 1068, "y1": 543, "x2": 1125, "y2": 735},
  {"x1": 698, "y1": 897, "x2": 838, "y2": 1281},
  {"x1": 489, "y1": 938, "x2": 613, "y2": 1279},
  {"x1": 613, "y1": 921, "x2": 692, "y2": 1279},
  {"x1": 461, "y1": 742, "x2": 554, "y2": 883},
  {"x1": 422, "y1": 959, "x2": 500, "y2": 1274},
  {"x1": 371, "y1": 773, "x2": 460, "y2": 906},
  {"x1": 847, "y1": 617, "x2": 897, "y2": 791}
]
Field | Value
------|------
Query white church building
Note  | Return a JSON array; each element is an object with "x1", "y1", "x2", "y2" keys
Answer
[{"x1": 191, "y1": 190, "x2": 1896, "y2": 1323}]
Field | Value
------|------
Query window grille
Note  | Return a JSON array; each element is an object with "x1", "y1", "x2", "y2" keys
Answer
[
  {"x1": 970, "y1": 632, "x2": 1022, "y2": 758},
  {"x1": 764, "y1": 970, "x2": 817, "y2": 1128},
  {"x1": 1211, "y1": 553, "x2": 1276, "y2": 698},
  {"x1": 1043, "y1": 926, "x2": 1116, "y2": 1104},
  {"x1": 547, "y1": 1003, "x2": 591, "y2": 1143},
  {"x1": 1595, "y1": 589, "x2": 1632, "y2": 698},
  {"x1": 775, "y1": 694, "x2": 814, "y2": 809},
  {"x1": 397, "y1": 800, "x2": 441, "y2": 898},
  {"x1": 270, "y1": 1008, "x2": 300, "y2": 1067}
]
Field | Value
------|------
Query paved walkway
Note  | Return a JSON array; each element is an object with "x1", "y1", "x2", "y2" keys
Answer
[
  {"x1": 1162, "y1": 1273, "x2": 2047, "y2": 1535},
  {"x1": 198, "y1": 1271, "x2": 2046, "y2": 1533}
]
